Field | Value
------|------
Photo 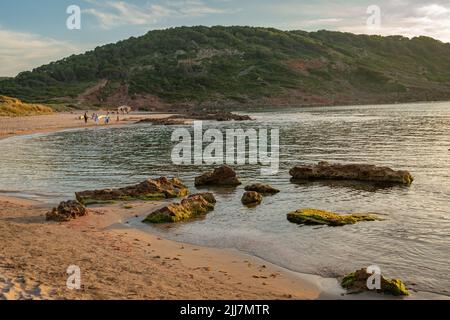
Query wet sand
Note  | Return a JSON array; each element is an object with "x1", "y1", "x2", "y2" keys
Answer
[{"x1": 0, "y1": 195, "x2": 325, "y2": 300}]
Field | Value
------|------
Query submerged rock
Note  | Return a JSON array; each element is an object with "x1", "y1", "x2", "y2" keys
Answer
[
  {"x1": 46, "y1": 200, "x2": 87, "y2": 222},
  {"x1": 341, "y1": 268, "x2": 409, "y2": 296},
  {"x1": 195, "y1": 165, "x2": 241, "y2": 187},
  {"x1": 75, "y1": 177, "x2": 189, "y2": 205},
  {"x1": 174, "y1": 111, "x2": 252, "y2": 122},
  {"x1": 136, "y1": 118, "x2": 186, "y2": 125},
  {"x1": 241, "y1": 191, "x2": 263, "y2": 206},
  {"x1": 289, "y1": 161, "x2": 414, "y2": 185},
  {"x1": 287, "y1": 208, "x2": 380, "y2": 227},
  {"x1": 244, "y1": 183, "x2": 280, "y2": 195},
  {"x1": 143, "y1": 193, "x2": 216, "y2": 223}
]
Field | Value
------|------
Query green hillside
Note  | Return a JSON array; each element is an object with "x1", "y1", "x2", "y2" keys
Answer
[{"x1": 1, "y1": 26, "x2": 450, "y2": 109}]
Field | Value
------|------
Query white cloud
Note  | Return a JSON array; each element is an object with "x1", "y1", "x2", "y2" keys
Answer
[
  {"x1": 0, "y1": 28, "x2": 87, "y2": 77},
  {"x1": 337, "y1": 3, "x2": 450, "y2": 42},
  {"x1": 84, "y1": 0, "x2": 235, "y2": 29}
]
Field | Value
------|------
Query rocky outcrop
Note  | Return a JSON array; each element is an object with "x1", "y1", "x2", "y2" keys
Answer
[
  {"x1": 143, "y1": 193, "x2": 216, "y2": 223},
  {"x1": 46, "y1": 200, "x2": 87, "y2": 222},
  {"x1": 75, "y1": 177, "x2": 189, "y2": 205},
  {"x1": 341, "y1": 268, "x2": 409, "y2": 296},
  {"x1": 244, "y1": 183, "x2": 280, "y2": 194},
  {"x1": 241, "y1": 191, "x2": 263, "y2": 206},
  {"x1": 289, "y1": 161, "x2": 414, "y2": 185},
  {"x1": 195, "y1": 165, "x2": 241, "y2": 187},
  {"x1": 287, "y1": 208, "x2": 380, "y2": 227},
  {"x1": 174, "y1": 111, "x2": 252, "y2": 122},
  {"x1": 136, "y1": 118, "x2": 187, "y2": 125}
]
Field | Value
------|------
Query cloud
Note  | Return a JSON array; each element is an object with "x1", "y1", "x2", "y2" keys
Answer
[
  {"x1": 0, "y1": 28, "x2": 86, "y2": 77},
  {"x1": 337, "y1": 2, "x2": 450, "y2": 42},
  {"x1": 271, "y1": 1, "x2": 450, "y2": 43},
  {"x1": 84, "y1": 0, "x2": 236, "y2": 29}
]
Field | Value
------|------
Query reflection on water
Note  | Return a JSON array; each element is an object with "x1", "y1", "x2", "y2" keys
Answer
[{"x1": 0, "y1": 102, "x2": 450, "y2": 295}]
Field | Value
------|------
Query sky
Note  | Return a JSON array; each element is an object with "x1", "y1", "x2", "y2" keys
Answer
[{"x1": 1, "y1": 0, "x2": 450, "y2": 76}]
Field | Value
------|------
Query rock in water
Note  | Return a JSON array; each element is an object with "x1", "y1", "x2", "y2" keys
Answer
[
  {"x1": 143, "y1": 193, "x2": 216, "y2": 223},
  {"x1": 242, "y1": 191, "x2": 263, "y2": 206},
  {"x1": 289, "y1": 161, "x2": 414, "y2": 185},
  {"x1": 46, "y1": 200, "x2": 87, "y2": 222},
  {"x1": 341, "y1": 268, "x2": 409, "y2": 296},
  {"x1": 244, "y1": 183, "x2": 280, "y2": 194},
  {"x1": 287, "y1": 208, "x2": 380, "y2": 226},
  {"x1": 195, "y1": 165, "x2": 241, "y2": 187},
  {"x1": 75, "y1": 177, "x2": 189, "y2": 205}
]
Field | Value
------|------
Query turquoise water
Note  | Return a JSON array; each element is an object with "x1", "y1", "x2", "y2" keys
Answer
[{"x1": 0, "y1": 102, "x2": 449, "y2": 295}]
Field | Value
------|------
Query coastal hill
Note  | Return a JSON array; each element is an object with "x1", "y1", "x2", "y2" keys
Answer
[{"x1": 2, "y1": 26, "x2": 450, "y2": 110}]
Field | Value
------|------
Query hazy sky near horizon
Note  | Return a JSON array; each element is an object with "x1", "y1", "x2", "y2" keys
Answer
[{"x1": 1, "y1": 0, "x2": 450, "y2": 76}]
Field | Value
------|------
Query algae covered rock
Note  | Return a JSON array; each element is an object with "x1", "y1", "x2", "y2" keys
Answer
[
  {"x1": 241, "y1": 191, "x2": 263, "y2": 206},
  {"x1": 46, "y1": 200, "x2": 87, "y2": 222},
  {"x1": 143, "y1": 193, "x2": 216, "y2": 224},
  {"x1": 195, "y1": 165, "x2": 241, "y2": 187},
  {"x1": 287, "y1": 208, "x2": 380, "y2": 226},
  {"x1": 75, "y1": 177, "x2": 189, "y2": 205},
  {"x1": 244, "y1": 183, "x2": 280, "y2": 195},
  {"x1": 341, "y1": 268, "x2": 409, "y2": 296},
  {"x1": 290, "y1": 161, "x2": 414, "y2": 185}
]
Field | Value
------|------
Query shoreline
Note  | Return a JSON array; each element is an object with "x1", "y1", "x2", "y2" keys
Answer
[
  {"x1": 0, "y1": 111, "x2": 180, "y2": 141},
  {"x1": 0, "y1": 194, "x2": 328, "y2": 300},
  {"x1": 1, "y1": 112, "x2": 449, "y2": 300}
]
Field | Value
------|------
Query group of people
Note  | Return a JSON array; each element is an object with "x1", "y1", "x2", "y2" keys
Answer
[{"x1": 83, "y1": 111, "x2": 118, "y2": 125}]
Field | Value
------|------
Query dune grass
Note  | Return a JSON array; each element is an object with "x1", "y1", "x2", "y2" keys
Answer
[{"x1": 0, "y1": 95, "x2": 53, "y2": 117}]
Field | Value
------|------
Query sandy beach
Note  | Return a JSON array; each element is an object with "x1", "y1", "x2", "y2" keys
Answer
[
  {"x1": 0, "y1": 112, "x2": 177, "y2": 140},
  {"x1": 0, "y1": 195, "x2": 328, "y2": 300},
  {"x1": 0, "y1": 112, "x2": 328, "y2": 300}
]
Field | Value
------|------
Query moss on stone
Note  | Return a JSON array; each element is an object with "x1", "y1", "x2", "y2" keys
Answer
[
  {"x1": 341, "y1": 268, "x2": 409, "y2": 296},
  {"x1": 383, "y1": 278, "x2": 410, "y2": 296},
  {"x1": 143, "y1": 193, "x2": 216, "y2": 224},
  {"x1": 287, "y1": 208, "x2": 380, "y2": 226},
  {"x1": 341, "y1": 272, "x2": 356, "y2": 288}
]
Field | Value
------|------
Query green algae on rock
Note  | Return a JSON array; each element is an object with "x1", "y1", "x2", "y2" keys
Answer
[
  {"x1": 287, "y1": 208, "x2": 380, "y2": 226},
  {"x1": 75, "y1": 177, "x2": 189, "y2": 205},
  {"x1": 341, "y1": 268, "x2": 409, "y2": 296},
  {"x1": 143, "y1": 193, "x2": 216, "y2": 224}
]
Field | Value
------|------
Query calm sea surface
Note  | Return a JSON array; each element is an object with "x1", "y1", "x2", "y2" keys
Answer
[{"x1": 1, "y1": 102, "x2": 449, "y2": 295}]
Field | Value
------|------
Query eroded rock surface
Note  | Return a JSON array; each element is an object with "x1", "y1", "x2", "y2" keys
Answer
[
  {"x1": 195, "y1": 165, "x2": 241, "y2": 187},
  {"x1": 46, "y1": 200, "x2": 87, "y2": 222},
  {"x1": 76, "y1": 177, "x2": 189, "y2": 205},
  {"x1": 290, "y1": 162, "x2": 413, "y2": 185}
]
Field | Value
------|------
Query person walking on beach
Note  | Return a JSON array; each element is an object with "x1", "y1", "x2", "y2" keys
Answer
[{"x1": 84, "y1": 112, "x2": 88, "y2": 125}]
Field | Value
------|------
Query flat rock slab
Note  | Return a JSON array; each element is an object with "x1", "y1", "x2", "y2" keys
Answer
[
  {"x1": 245, "y1": 183, "x2": 280, "y2": 194},
  {"x1": 290, "y1": 161, "x2": 413, "y2": 185},
  {"x1": 75, "y1": 177, "x2": 189, "y2": 205},
  {"x1": 287, "y1": 208, "x2": 381, "y2": 227}
]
